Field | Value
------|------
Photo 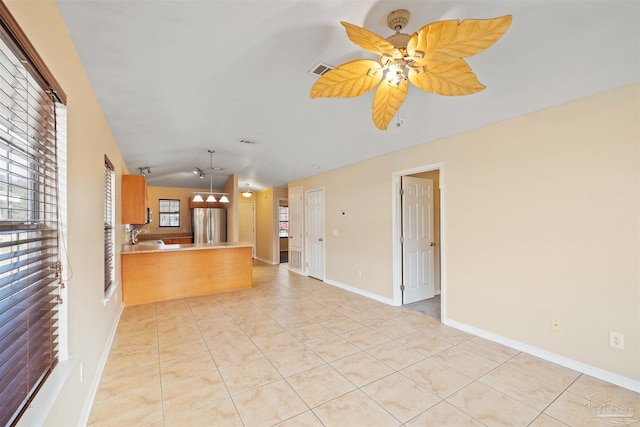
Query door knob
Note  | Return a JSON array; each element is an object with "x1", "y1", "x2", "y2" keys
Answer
[
  {"x1": 430, "y1": 242, "x2": 436, "y2": 246},
  {"x1": 318, "y1": 238, "x2": 323, "y2": 242}
]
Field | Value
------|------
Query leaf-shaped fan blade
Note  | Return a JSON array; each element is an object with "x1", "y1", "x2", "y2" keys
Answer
[
  {"x1": 408, "y1": 55, "x2": 485, "y2": 96},
  {"x1": 310, "y1": 59, "x2": 383, "y2": 99},
  {"x1": 407, "y1": 15, "x2": 512, "y2": 63},
  {"x1": 341, "y1": 21, "x2": 399, "y2": 57},
  {"x1": 372, "y1": 80, "x2": 408, "y2": 130}
]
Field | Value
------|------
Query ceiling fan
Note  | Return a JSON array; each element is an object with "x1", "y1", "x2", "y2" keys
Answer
[{"x1": 310, "y1": 9, "x2": 512, "y2": 130}]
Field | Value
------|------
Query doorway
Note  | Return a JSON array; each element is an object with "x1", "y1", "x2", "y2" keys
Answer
[
  {"x1": 393, "y1": 164, "x2": 443, "y2": 318},
  {"x1": 278, "y1": 199, "x2": 289, "y2": 263}
]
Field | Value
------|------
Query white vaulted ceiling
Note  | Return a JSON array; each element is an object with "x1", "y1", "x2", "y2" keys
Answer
[{"x1": 55, "y1": 0, "x2": 639, "y2": 191}]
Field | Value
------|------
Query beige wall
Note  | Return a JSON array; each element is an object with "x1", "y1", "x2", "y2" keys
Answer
[
  {"x1": 139, "y1": 180, "x2": 237, "y2": 239},
  {"x1": 223, "y1": 174, "x2": 239, "y2": 242},
  {"x1": 141, "y1": 185, "x2": 220, "y2": 236},
  {"x1": 256, "y1": 188, "x2": 274, "y2": 262},
  {"x1": 255, "y1": 187, "x2": 288, "y2": 263},
  {"x1": 6, "y1": 1, "x2": 129, "y2": 425},
  {"x1": 290, "y1": 84, "x2": 639, "y2": 383}
]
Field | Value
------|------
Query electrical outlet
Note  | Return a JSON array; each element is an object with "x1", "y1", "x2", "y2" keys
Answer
[
  {"x1": 551, "y1": 318, "x2": 561, "y2": 331},
  {"x1": 610, "y1": 332, "x2": 624, "y2": 349},
  {"x1": 357, "y1": 270, "x2": 362, "y2": 279}
]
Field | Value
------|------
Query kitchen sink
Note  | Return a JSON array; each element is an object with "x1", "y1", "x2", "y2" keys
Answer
[{"x1": 137, "y1": 240, "x2": 164, "y2": 245}]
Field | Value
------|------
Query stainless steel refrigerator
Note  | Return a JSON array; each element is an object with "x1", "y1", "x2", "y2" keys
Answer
[{"x1": 192, "y1": 208, "x2": 227, "y2": 243}]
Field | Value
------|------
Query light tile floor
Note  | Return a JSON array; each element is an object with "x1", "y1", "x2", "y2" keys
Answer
[{"x1": 89, "y1": 261, "x2": 639, "y2": 426}]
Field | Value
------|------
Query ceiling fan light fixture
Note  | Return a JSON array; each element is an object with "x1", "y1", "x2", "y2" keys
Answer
[
  {"x1": 386, "y1": 61, "x2": 407, "y2": 86},
  {"x1": 310, "y1": 10, "x2": 512, "y2": 130}
]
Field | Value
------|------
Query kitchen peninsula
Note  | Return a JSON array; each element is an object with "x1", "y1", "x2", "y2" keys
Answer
[{"x1": 121, "y1": 242, "x2": 253, "y2": 305}]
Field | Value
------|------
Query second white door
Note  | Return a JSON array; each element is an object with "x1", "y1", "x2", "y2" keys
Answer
[
  {"x1": 402, "y1": 176, "x2": 435, "y2": 303},
  {"x1": 306, "y1": 189, "x2": 324, "y2": 280}
]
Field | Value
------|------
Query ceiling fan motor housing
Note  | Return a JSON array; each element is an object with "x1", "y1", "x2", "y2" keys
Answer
[
  {"x1": 386, "y1": 9, "x2": 411, "y2": 49},
  {"x1": 387, "y1": 9, "x2": 410, "y2": 32}
]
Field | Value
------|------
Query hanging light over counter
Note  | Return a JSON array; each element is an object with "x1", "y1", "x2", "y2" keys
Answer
[{"x1": 192, "y1": 149, "x2": 229, "y2": 203}]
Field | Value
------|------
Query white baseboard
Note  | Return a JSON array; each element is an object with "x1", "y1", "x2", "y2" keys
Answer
[
  {"x1": 255, "y1": 256, "x2": 279, "y2": 265},
  {"x1": 309, "y1": 276, "x2": 638, "y2": 393},
  {"x1": 445, "y1": 318, "x2": 640, "y2": 393},
  {"x1": 323, "y1": 278, "x2": 396, "y2": 306}
]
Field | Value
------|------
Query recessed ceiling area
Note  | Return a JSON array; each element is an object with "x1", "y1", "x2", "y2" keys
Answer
[{"x1": 54, "y1": 0, "x2": 639, "y2": 191}]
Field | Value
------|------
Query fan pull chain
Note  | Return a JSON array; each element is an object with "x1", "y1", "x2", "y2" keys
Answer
[{"x1": 396, "y1": 108, "x2": 404, "y2": 127}]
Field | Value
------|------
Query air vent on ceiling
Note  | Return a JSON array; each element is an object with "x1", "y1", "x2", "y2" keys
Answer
[
  {"x1": 239, "y1": 139, "x2": 256, "y2": 145},
  {"x1": 310, "y1": 63, "x2": 334, "y2": 76}
]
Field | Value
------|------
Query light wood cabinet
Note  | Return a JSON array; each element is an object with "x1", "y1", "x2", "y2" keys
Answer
[
  {"x1": 122, "y1": 246, "x2": 252, "y2": 305},
  {"x1": 122, "y1": 175, "x2": 148, "y2": 224}
]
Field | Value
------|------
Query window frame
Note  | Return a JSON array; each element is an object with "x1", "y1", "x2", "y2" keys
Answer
[{"x1": 158, "y1": 198, "x2": 180, "y2": 228}]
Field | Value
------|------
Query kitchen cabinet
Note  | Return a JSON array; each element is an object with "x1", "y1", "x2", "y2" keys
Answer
[
  {"x1": 121, "y1": 243, "x2": 252, "y2": 305},
  {"x1": 162, "y1": 237, "x2": 193, "y2": 244},
  {"x1": 122, "y1": 175, "x2": 148, "y2": 224}
]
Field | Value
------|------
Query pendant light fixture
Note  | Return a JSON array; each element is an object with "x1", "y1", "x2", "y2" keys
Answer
[
  {"x1": 241, "y1": 183, "x2": 253, "y2": 198},
  {"x1": 192, "y1": 149, "x2": 230, "y2": 203},
  {"x1": 205, "y1": 150, "x2": 216, "y2": 202}
]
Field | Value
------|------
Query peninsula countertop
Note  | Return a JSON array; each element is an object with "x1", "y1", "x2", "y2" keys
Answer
[
  {"x1": 121, "y1": 241, "x2": 253, "y2": 304},
  {"x1": 121, "y1": 241, "x2": 253, "y2": 254}
]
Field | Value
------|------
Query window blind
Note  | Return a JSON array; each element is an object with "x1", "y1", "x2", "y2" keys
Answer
[
  {"x1": 104, "y1": 156, "x2": 114, "y2": 293},
  {"x1": 0, "y1": 10, "x2": 63, "y2": 426}
]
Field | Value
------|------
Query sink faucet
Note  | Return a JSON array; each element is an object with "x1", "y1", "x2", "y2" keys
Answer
[{"x1": 130, "y1": 228, "x2": 147, "y2": 244}]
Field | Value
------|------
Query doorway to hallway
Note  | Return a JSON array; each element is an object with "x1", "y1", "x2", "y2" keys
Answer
[
  {"x1": 393, "y1": 164, "x2": 443, "y2": 318},
  {"x1": 404, "y1": 294, "x2": 441, "y2": 319}
]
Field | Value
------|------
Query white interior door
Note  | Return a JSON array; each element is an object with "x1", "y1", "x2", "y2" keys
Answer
[
  {"x1": 238, "y1": 201, "x2": 256, "y2": 258},
  {"x1": 306, "y1": 189, "x2": 324, "y2": 280},
  {"x1": 402, "y1": 176, "x2": 435, "y2": 303}
]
